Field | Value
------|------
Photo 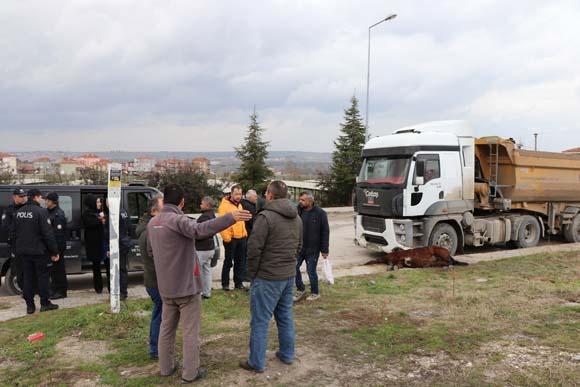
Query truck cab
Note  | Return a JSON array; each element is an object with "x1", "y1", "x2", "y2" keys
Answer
[{"x1": 354, "y1": 121, "x2": 475, "y2": 255}]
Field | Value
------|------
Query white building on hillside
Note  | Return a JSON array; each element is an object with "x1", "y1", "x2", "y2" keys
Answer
[{"x1": 0, "y1": 152, "x2": 17, "y2": 174}]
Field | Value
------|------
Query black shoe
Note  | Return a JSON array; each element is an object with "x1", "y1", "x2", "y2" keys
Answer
[
  {"x1": 239, "y1": 360, "x2": 263, "y2": 373},
  {"x1": 40, "y1": 303, "x2": 59, "y2": 312},
  {"x1": 50, "y1": 292, "x2": 67, "y2": 300},
  {"x1": 235, "y1": 285, "x2": 248, "y2": 291},
  {"x1": 95, "y1": 288, "x2": 103, "y2": 294},
  {"x1": 202, "y1": 295, "x2": 211, "y2": 300},
  {"x1": 149, "y1": 354, "x2": 159, "y2": 361},
  {"x1": 222, "y1": 287, "x2": 231, "y2": 292},
  {"x1": 182, "y1": 367, "x2": 208, "y2": 383},
  {"x1": 120, "y1": 294, "x2": 128, "y2": 301},
  {"x1": 276, "y1": 351, "x2": 293, "y2": 365},
  {"x1": 26, "y1": 306, "x2": 36, "y2": 315}
]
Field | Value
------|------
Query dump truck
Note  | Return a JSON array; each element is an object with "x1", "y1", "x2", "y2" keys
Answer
[{"x1": 354, "y1": 120, "x2": 580, "y2": 255}]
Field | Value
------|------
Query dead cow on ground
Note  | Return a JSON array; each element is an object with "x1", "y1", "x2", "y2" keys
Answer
[{"x1": 365, "y1": 246, "x2": 468, "y2": 269}]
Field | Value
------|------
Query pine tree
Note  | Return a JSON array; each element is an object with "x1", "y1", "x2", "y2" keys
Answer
[
  {"x1": 321, "y1": 95, "x2": 366, "y2": 205},
  {"x1": 233, "y1": 110, "x2": 274, "y2": 193}
]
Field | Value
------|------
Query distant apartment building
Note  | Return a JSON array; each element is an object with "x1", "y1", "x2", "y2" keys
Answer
[
  {"x1": 33, "y1": 157, "x2": 55, "y2": 174},
  {"x1": 132, "y1": 156, "x2": 157, "y2": 174},
  {"x1": 59, "y1": 158, "x2": 84, "y2": 175},
  {"x1": 0, "y1": 152, "x2": 17, "y2": 174},
  {"x1": 156, "y1": 158, "x2": 188, "y2": 174},
  {"x1": 192, "y1": 157, "x2": 210, "y2": 174}
]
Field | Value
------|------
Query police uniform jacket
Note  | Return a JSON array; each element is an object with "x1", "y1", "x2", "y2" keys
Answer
[
  {"x1": 1, "y1": 203, "x2": 22, "y2": 247},
  {"x1": 10, "y1": 200, "x2": 58, "y2": 257},
  {"x1": 48, "y1": 206, "x2": 67, "y2": 251}
]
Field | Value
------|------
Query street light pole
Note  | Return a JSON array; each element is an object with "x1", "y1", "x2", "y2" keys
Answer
[{"x1": 365, "y1": 14, "x2": 397, "y2": 135}]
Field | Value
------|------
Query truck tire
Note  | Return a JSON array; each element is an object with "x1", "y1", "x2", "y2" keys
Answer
[
  {"x1": 429, "y1": 223, "x2": 458, "y2": 256},
  {"x1": 5, "y1": 266, "x2": 22, "y2": 296},
  {"x1": 515, "y1": 216, "x2": 541, "y2": 248},
  {"x1": 563, "y1": 215, "x2": 580, "y2": 243}
]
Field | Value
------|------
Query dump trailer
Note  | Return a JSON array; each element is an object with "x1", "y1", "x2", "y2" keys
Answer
[{"x1": 354, "y1": 120, "x2": 580, "y2": 255}]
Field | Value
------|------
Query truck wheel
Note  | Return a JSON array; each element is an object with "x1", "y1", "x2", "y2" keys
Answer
[
  {"x1": 563, "y1": 215, "x2": 580, "y2": 243},
  {"x1": 5, "y1": 267, "x2": 22, "y2": 296},
  {"x1": 515, "y1": 216, "x2": 541, "y2": 248},
  {"x1": 429, "y1": 223, "x2": 458, "y2": 256}
]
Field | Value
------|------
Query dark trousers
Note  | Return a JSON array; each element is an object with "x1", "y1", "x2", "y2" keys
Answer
[
  {"x1": 92, "y1": 252, "x2": 128, "y2": 295},
  {"x1": 120, "y1": 251, "x2": 128, "y2": 298},
  {"x1": 9, "y1": 250, "x2": 24, "y2": 291},
  {"x1": 146, "y1": 287, "x2": 163, "y2": 357},
  {"x1": 22, "y1": 255, "x2": 51, "y2": 308},
  {"x1": 92, "y1": 258, "x2": 110, "y2": 293},
  {"x1": 221, "y1": 238, "x2": 247, "y2": 288},
  {"x1": 50, "y1": 247, "x2": 68, "y2": 295},
  {"x1": 295, "y1": 254, "x2": 320, "y2": 295}
]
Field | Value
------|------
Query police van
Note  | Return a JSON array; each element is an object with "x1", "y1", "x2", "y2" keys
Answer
[{"x1": 0, "y1": 183, "x2": 219, "y2": 295}]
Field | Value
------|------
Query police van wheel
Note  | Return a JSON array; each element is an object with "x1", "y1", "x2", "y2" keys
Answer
[{"x1": 5, "y1": 267, "x2": 22, "y2": 296}]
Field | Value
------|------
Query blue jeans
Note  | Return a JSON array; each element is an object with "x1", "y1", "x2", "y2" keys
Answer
[
  {"x1": 295, "y1": 254, "x2": 320, "y2": 295},
  {"x1": 146, "y1": 287, "x2": 163, "y2": 357},
  {"x1": 248, "y1": 277, "x2": 295, "y2": 371}
]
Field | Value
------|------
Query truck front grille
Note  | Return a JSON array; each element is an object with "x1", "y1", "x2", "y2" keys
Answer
[
  {"x1": 362, "y1": 216, "x2": 386, "y2": 233},
  {"x1": 364, "y1": 234, "x2": 388, "y2": 245}
]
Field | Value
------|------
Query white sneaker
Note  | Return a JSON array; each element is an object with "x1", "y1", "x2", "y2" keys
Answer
[
  {"x1": 306, "y1": 294, "x2": 320, "y2": 301},
  {"x1": 293, "y1": 291, "x2": 306, "y2": 303}
]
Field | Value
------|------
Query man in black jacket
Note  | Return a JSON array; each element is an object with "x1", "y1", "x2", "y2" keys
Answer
[
  {"x1": 240, "y1": 190, "x2": 258, "y2": 236},
  {"x1": 294, "y1": 192, "x2": 330, "y2": 302},
  {"x1": 195, "y1": 196, "x2": 217, "y2": 299},
  {"x1": 45, "y1": 192, "x2": 69, "y2": 299},
  {"x1": 1, "y1": 188, "x2": 28, "y2": 291},
  {"x1": 10, "y1": 189, "x2": 59, "y2": 314}
]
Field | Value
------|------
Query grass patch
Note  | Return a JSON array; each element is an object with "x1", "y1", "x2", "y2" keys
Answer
[{"x1": 0, "y1": 251, "x2": 579, "y2": 385}]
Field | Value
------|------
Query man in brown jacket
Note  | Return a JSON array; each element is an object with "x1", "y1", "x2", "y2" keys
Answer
[
  {"x1": 239, "y1": 181, "x2": 303, "y2": 373},
  {"x1": 148, "y1": 184, "x2": 251, "y2": 383}
]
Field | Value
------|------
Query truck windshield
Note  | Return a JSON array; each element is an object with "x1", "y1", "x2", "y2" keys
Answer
[{"x1": 358, "y1": 156, "x2": 410, "y2": 185}]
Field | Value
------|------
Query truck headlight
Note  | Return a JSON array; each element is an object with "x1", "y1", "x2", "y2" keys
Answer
[
  {"x1": 400, "y1": 235, "x2": 406, "y2": 242},
  {"x1": 399, "y1": 223, "x2": 405, "y2": 232}
]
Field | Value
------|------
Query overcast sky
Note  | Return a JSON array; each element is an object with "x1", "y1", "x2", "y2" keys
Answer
[{"x1": 1, "y1": 0, "x2": 579, "y2": 152}]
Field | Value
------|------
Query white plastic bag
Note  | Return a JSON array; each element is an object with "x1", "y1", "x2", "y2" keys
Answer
[{"x1": 322, "y1": 258, "x2": 334, "y2": 285}]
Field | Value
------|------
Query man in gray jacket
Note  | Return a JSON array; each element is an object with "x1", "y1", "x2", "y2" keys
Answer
[
  {"x1": 148, "y1": 184, "x2": 251, "y2": 383},
  {"x1": 240, "y1": 181, "x2": 303, "y2": 373}
]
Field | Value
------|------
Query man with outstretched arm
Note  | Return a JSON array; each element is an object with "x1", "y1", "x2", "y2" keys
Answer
[{"x1": 147, "y1": 184, "x2": 251, "y2": 383}]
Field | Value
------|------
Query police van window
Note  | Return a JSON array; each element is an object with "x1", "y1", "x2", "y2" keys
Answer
[
  {"x1": 127, "y1": 192, "x2": 149, "y2": 225},
  {"x1": 414, "y1": 154, "x2": 440, "y2": 183},
  {"x1": 58, "y1": 196, "x2": 73, "y2": 223}
]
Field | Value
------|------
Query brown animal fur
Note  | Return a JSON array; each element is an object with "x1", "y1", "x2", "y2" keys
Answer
[{"x1": 365, "y1": 246, "x2": 468, "y2": 268}]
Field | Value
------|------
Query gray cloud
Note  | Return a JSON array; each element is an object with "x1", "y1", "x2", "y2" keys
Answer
[{"x1": 0, "y1": 0, "x2": 579, "y2": 152}]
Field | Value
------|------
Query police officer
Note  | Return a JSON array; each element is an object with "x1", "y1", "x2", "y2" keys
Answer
[
  {"x1": 10, "y1": 188, "x2": 59, "y2": 314},
  {"x1": 45, "y1": 192, "x2": 69, "y2": 299},
  {"x1": 0, "y1": 188, "x2": 28, "y2": 291}
]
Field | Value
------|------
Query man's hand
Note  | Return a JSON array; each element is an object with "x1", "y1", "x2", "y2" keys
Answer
[
  {"x1": 51, "y1": 255, "x2": 60, "y2": 262},
  {"x1": 322, "y1": 253, "x2": 329, "y2": 259},
  {"x1": 232, "y1": 210, "x2": 252, "y2": 222}
]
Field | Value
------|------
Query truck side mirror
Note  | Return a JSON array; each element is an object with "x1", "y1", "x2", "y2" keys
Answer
[{"x1": 415, "y1": 160, "x2": 425, "y2": 185}]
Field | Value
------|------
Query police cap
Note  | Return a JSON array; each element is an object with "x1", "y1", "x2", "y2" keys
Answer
[
  {"x1": 45, "y1": 192, "x2": 59, "y2": 202},
  {"x1": 13, "y1": 188, "x2": 26, "y2": 197},
  {"x1": 27, "y1": 188, "x2": 42, "y2": 198}
]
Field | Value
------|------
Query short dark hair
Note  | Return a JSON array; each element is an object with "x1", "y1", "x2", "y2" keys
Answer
[
  {"x1": 267, "y1": 180, "x2": 288, "y2": 200},
  {"x1": 230, "y1": 184, "x2": 243, "y2": 193},
  {"x1": 163, "y1": 184, "x2": 184, "y2": 206}
]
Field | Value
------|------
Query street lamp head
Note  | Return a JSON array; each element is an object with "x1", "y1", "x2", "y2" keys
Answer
[{"x1": 385, "y1": 14, "x2": 397, "y2": 21}]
